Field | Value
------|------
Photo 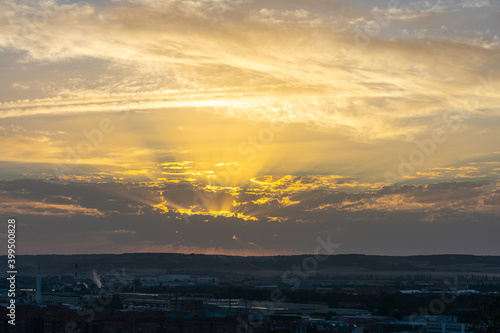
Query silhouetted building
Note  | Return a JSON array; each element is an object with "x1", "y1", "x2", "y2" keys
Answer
[
  {"x1": 169, "y1": 298, "x2": 204, "y2": 313},
  {"x1": 27, "y1": 293, "x2": 81, "y2": 305},
  {"x1": 0, "y1": 305, "x2": 263, "y2": 333}
]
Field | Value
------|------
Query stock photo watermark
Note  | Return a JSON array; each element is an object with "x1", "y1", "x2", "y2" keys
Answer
[
  {"x1": 65, "y1": 268, "x2": 133, "y2": 332},
  {"x1": 236, "y1": 234, "x2": 340, "y2": 333},
  {"x1": 385, "y1": 71, "x2": 498, "y2": 187}
]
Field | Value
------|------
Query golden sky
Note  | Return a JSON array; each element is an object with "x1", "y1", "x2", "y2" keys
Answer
[{"x1": 0, "y1": 0, "x2": 499, "y2": 255}]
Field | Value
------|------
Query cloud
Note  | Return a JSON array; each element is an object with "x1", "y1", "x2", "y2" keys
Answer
[
  {"x1": 0, "y1": 0, "x2": 498, "y2": 143},
  {"x1": 1, "y1": 177, "x2": 499, "y2": 254},
  {"x1": 371, "y1": 6, "x2": 446, "y2": 23}
]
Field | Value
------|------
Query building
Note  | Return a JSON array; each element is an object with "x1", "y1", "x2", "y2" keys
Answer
[
  {"x1": 396, "y1": 316, "x2": 472, "y2": 333},
  {"x1": 159, "y1": 275, "x2": 191, "y2": 282},
  {"x1": 426, "y1": 321, "x2": 469, "y2": 333},
  {"x1": 0, "y1": 305, "x2": 266, "y2": 333},
  {"x1": 140, "y1": 276, "x2": 162, "y2": 287},
  {"x1": 314, "y1": 320, "x2": 363, "y2": 333},
  {"x1": 269, "y1": 314, "x2": 308, "y2": 333},
  {"x1": 339, "y1": 316, "x2": 393, "y2": 333},
  {"x1": 169, "y1": 297, "x2": 204, "y2": 313},
  {"x1": 377, "y1": 321, "x2": 426, "y2": 332},
  {"x1": 27, "y1": 292, "x2": 81, "y2": 305},
  {"x1": 197, "y1": 277, "x2": 220, "y2": 285}
]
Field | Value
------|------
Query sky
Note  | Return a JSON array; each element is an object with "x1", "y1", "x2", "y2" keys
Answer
[{"x1": 0, "y1": 0, "x2": 499, "y2": 256}]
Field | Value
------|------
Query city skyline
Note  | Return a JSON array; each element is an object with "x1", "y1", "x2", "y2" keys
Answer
[{"x1": 0, "y1": 0, "x2": 499, "y2": 255}]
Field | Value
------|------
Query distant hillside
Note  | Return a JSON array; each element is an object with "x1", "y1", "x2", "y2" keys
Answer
[{"x1": 4, "y1": 253, "x2": 500, "y2": 278}]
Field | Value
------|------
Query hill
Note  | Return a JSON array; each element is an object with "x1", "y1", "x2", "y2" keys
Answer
[{"x1": 4, "y1": 253, "x2": 500, "y2": 278}]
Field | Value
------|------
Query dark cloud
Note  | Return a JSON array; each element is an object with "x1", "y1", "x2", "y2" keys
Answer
[{"x1": 1, "y1": 178, "x2": 499, "y2": 255}]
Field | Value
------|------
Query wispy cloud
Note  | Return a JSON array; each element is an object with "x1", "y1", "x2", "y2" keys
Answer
[{"x1": 0, "y1": 0, "x2": 499, "y2": 142}]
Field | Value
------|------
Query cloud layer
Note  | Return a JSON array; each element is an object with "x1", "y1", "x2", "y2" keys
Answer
[{"x1": 1, "y1": 177, "x2": 499, "y2": 255}]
